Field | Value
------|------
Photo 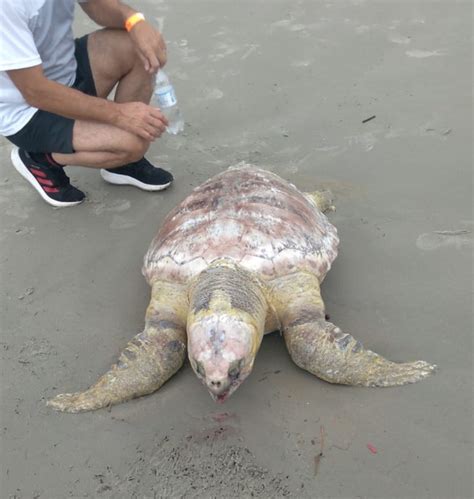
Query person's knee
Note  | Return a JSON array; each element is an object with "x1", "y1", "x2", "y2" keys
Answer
[
  {"x1": 122, "y1": 137, "x2": 149, "y2": 163},
  {"x1": 123, "y1": 33, "x2": 165, "y2": 71},
  {"x1": 120, "y1": 36, "x2": 138, "y2": 70},
  {"x1": 94, "y1": 29, "x2": 137, "y2": 74},
  {"x1": 115, "y1": 31, "x2": 157, "y2": 71}
]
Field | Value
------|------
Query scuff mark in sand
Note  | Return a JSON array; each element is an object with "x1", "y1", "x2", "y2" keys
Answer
[
  {"x1": 204, "y1": 88, "x2": 224, "y2": 100},
  {"x1": 289, "y1": 24, "x2": 306, "y2": 32},
  {"x1": 175, "y1": 44, "x2": 200, "y2": 65},
  {"x1": 389, "y1": 34, "x2": 411, "y2": 45},
  {"x1": 241, "y1": 44, "x2": 259, "y2": 60},
  {"x1": 355, "y1": 25, "x2": 371, "y2": 34},
  {"x1": 5, "y1": 204, "x2": 33, "y2": 220},
  {"x1": 346, "y1": 132, "x2": 378, "y2": 152},
  {"x1": 416, "y1": 228, "x2": 473, "y2": 251},
  {"x1": 314, "y1": 145, "x2": 346, "y2": 155},
  {"x1": 209, "y1": 42, "x2": 240, "y2": 62},
  {"x1": 93, "y1": 199, "x2": 131, "y2": 216},
  {"x1": 211, "y1": 29, "x2": 228, "y2": 38},
  {"x1": 9, "y1": 226, "x2": 36, "y2": 236},
  {"x1": 292, "y1": 60, "x2": 312, "y2": 68},
  {"x1": 270, "y1": 19, "x2": 293, "y2": 30},
  {"x1": 173, "y1": 69, "x2": 189, "y2": 81},
  {"x1": 191, "y1": 87, "x2": 224, "y2": 103},
  {"x1": 406, "y1": 49, "x2": 444, "y2": 58},
  {"x1": 110, "y1": 215, "x2": 137, "y2": 230}
]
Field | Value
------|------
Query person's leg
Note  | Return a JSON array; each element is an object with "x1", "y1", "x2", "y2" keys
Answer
[
  {"x1": 52, "y1": 29, "x2": 155, "y2": 169},
  {"x1": 53, "y1": 29, "x2": 173, "y2": 191},
  {"x1": 53, "y1": 120, "x2": 148, "y2": 168},
  {"x1": 6, "y1": 110, "x2": 88, "y2": 207},
  {"x1": 52, "y1": 118, "x2": 172, "y2": 192},
  {"x1": 87, "y1": 28, "x2": 155, "y2": 104},
  {"x1": 53, "y1": 29, "x2": 173, "y2": 183}
]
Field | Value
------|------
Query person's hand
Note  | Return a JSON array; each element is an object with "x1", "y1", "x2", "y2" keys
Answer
[
  {"x1": 129, "y1": 21, "x2": 167, "y2": 74},
  {"x1": 115, "y1": 102, "x2": 169, "y2": 142}
]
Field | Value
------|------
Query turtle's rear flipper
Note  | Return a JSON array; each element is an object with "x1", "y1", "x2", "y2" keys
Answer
[
  {"x1": 48, "y1": 282, "x2": 187, "y2": 413},
  {"x1": 284, "y1": 319, "x2": 436, "y2": 386},
  {"x1": 305, "y1": 189, "x2": 335, "y2": 213}
]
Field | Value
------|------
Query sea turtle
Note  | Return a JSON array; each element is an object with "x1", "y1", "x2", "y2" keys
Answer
[{"x1": 48, "y1": 165, "x2": 436, "y2": 413}]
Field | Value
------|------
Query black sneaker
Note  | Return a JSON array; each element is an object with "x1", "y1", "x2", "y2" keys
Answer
[
  {"x1": 100, "y1": 157, "x2": 173, "y2": 191},
  {"x1": 11, "y1": 148, "x2": 85, "y2": 208}
]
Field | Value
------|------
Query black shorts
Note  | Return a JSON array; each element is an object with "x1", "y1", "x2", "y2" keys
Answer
[{"x1": 5, "y1": 35, "x2": 97, "y2": 154}]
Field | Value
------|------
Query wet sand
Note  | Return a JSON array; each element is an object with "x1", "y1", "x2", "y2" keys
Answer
[{"x1": 1, "y1": 1, "x2": 472, "y2": 498}]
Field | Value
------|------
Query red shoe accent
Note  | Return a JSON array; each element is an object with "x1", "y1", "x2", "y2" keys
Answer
[
  {"x1": 37, "y1": 177, "x2": 54, "y2": 187},
  {"x1": 43, "y1": 186, "x2": 60, "y2": 193},
  {"x1": 30, "y1": 167, "x2": 47, "y2": 178}
]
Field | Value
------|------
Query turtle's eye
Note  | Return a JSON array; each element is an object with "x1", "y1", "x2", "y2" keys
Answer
[
  {"x1": 195, "y1": 361, "x2": 205, "y2": 377},
  {"x1": 228, "y1": 359, "x2": 243, "y2": 380}
]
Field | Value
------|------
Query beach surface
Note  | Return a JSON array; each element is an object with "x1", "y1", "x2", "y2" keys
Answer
[{"x1": 1, "y1": 1, "x2": 472, "y2": 497}]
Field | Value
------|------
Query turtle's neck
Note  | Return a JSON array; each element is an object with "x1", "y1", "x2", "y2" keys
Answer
[{"x1": 188, "y1": 260, "x2": 267, "y2": 333}]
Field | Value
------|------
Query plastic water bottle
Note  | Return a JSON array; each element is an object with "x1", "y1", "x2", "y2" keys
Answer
[{"x1": 152, "y1": 70, "x2": 184, "y2": 135}]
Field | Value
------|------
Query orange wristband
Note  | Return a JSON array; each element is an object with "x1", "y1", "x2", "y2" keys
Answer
[{"x1": 125, "y1": 12, "x2": 145, "y2": 32}]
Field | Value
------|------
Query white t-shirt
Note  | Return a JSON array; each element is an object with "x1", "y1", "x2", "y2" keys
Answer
[{"x1": 0, "y1": 0, "x2": 86, "y2": 136}]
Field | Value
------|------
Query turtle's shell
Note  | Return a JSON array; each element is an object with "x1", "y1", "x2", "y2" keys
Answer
[{"x1": 143, "y1": 166, "x2": 339, "y2": 284}]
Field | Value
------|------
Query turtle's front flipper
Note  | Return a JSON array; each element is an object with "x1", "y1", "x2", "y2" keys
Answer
[
  {"x1": 269, "y1": 272, "x2": 436, "y2": 387},
  {"x1": 48, "y1": 281, "x2": 188, "y2": 413},
  {"x1": 285, "y1": 319, "x2": 435, "y2": 386}
]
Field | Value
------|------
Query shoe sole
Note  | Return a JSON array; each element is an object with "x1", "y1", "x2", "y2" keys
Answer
[
  {"x1": 11, "y1": 147, "x2": 84, "y2": 208},
  {"x1": 100, "y1": 168, "x2": 172, "y2": 191}
]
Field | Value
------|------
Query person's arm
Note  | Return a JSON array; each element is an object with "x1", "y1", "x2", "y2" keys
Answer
[
  {"x1": 6, "y1": 65, "x2": 167, "y2": 141},
  {"x1": 80, "y1": 0, "x2": 167, "y2": 73},
  {"x1": 79, "y1": 0, "x2": 135, "y2": 27}
]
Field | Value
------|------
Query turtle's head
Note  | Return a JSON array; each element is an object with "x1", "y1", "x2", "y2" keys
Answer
[
  {"x1": 188, "y1": 314, "x2": 257, "y2": 402},
  {"x1": 187, "y1": 261, "x2": 267, "y2": 402}
]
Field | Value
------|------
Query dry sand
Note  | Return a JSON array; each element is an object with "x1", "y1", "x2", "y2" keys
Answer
[{"x1": 1, "y1": 1, "x2": 472, "y2": 498}]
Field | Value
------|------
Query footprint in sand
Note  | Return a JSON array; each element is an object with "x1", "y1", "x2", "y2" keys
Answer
[{"x1": 416, "y1": 229, "x2": 473, "y2": 251}]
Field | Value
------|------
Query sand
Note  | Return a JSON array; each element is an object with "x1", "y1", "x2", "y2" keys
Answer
[{"x1": 1, "y1": 1, "x2": 472, "y2": 497}]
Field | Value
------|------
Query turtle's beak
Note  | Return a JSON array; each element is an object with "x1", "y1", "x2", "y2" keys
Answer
[
  {"x1": 210, "y1": 389, "x2": 231, "y2": 404},
  {"x1": 206, "y1": 376, "x2": 231, "y2": 401},
  {"x1": 206, "y1": 371, "x2": 247, "y2": 403}
]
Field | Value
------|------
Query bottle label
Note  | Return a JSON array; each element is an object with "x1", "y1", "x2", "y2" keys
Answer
[{"x1": 156, "y1": 85, "x2": 177, "y2": 108}]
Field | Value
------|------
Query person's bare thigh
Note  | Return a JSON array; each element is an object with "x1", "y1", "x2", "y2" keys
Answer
[
  {"x1": 72, "y1": 119, "x2": 146, "y2": 155},
  {"x1": 86, "y1": 29, "x2": 136, "y2": 98}
]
